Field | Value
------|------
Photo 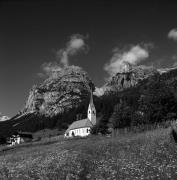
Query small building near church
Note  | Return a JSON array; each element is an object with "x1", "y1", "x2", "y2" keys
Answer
[
  {"x1": 64, "y1": 89, "x2": 96, "y2": 138},
  {"x1": 8, "y1": 132, "x2": 33, "y2": 146}
]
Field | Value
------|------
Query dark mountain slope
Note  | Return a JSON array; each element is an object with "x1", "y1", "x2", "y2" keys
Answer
[{"x1": 98, "y1": 66, "x2": 177, "y2": 130}]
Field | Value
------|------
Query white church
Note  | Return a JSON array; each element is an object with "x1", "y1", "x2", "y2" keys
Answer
[{"x1": 64, "y1": 89, "x2": 96, "y2": 137}]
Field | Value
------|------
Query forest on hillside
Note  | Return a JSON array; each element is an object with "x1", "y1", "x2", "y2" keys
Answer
[{"x1": 95, "y1": 71, "x2": 177, "y2": 134}]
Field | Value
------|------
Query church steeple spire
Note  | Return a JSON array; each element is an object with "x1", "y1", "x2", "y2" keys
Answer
[
  {"x1": 89, "y1": 87, "x2": 94, "y2": 106},
  {"x1": 87, "y1": 87, "x2": 96, "y2": 125}
]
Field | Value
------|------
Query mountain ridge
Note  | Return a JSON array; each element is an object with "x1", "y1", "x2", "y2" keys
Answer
[{"x1": 1, "y1": 64, "x2": 177, "y2": 137}]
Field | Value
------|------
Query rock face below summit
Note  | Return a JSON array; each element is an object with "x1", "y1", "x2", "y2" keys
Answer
[
  {"x1": 104, "y1": 64, "x2": 158, "y2": 93},
  {"x1": 23, "y1": 66, "x2": 94, "y2": 117}
]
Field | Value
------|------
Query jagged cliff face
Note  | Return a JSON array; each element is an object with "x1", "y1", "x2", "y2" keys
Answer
[
  {"x1": 23, "y1": 64, "x2": 159, "y2": 116},
  {"x1": 23, "y1": 66, "x2": 94, "y2": 116},
  {"x1": 104, "y1": 64, "x2": 159, "y2": 92}
]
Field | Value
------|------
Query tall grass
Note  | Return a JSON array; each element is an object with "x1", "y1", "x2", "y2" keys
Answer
[{"x1": 0, "y1": 127, "x2": 177, "y2": 179}]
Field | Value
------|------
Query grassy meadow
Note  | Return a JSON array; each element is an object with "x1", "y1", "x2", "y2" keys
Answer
[{"x1": 0, "y1": 128, "x2": 177, "y2": 179}]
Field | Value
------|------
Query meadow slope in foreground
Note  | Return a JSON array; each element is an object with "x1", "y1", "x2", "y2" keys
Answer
[{"x1": 0, "y1": 128, "x2": 177, "y2": 180}]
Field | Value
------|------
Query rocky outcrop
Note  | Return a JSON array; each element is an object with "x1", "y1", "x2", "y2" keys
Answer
[
  {"x1": 23, "y1": 66, "x2": 94, "y2": 117},
  {"x1": 0, "y1": 115, "x2": 9, "y2": 121},
  {"x1": 157, "y1": 66, "x2": 177, "y2": 74},
  {"x1": 102, "y1": 64, "x2": 158, "y2": 93}
]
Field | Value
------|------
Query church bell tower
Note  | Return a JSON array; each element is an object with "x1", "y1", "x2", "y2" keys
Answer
[{"x1": 87, "y1": 88, "x2": 96, "y2": 125}]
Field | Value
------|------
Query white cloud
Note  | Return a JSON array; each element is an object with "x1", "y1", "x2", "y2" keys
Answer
[
  {"x1": 168, "y1": 28, "x2": 177, "y2": 41},
  {"x1": 104, "y1": 45, "x2": 150, "y2": 76},
  {"x1": 58, "y1": 50, "x2": 69, "y2": 67},
  {"x1": 93, "y1": 87, "x2": 105, "y2": 97},
  {"x1": 67, "y1": 35, "x2": 85, "y2": 54},
  {"x1": 57, "y1": 34, "x2": 88, "y2": 66},
  {"x1": 40, "y1": 34, "x2": 88, "y2": 77},
  {"x1": 40, "y1": 62, "x2": 62, "y2": 77}
]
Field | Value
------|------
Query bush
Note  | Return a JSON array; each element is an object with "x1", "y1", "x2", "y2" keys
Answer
[
  {"x1": 90, "y1": 125, "x2": 99, "y2": 135},
  {"x1": 0, "y1": 136, "x2": 6, "y2": 145},
  {"x1": 90, "y1": 124, "x2": 110, "y2": 135}
]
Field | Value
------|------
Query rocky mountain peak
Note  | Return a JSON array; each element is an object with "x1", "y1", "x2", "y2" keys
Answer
[
  {"x1": 23, "y1": 66, "x2": 94, "y2": 116},
  {"x1": 102, "y1": 65, "x2": 158, "y2": 93},
  {"x1": 0, "y1": 114, "x2": 9, "y2": 121},
  {"x1": 118, "y1": 61, "x2": 133, "y2": 73}
]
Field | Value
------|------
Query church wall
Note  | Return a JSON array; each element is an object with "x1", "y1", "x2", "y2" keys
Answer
[{"x1": 68, "y1": 127, "x2": 91, "y2": 137}]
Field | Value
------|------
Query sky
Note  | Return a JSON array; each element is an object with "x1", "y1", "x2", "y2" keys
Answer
[{"x1": 0, "y1": 0, "x2": 177, "y2": 117}]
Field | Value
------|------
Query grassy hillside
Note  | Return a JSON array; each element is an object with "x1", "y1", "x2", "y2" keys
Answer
[{"x1": 0, "y1": 128, "x2": 177, "y2": 179}]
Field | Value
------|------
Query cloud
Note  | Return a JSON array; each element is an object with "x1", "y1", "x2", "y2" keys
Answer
[
  {"x1": 57, "y1": 34, "x2": 88, "y2": 66},
  {"x1": 104, "y1": 44, "x2": 150, "y2": 76},
  {"x1": 40, "y1": 34, "x2": 88, "y2": 77},
  {"x1": 93, "y1": 87, "x2": 105, "y2": 97},
  {"x1": 39, "y1": 62, "x2": 62, "y2": 78},
  {"x1": 168, "y1": 28, "x2": 177, "y2": 41}
]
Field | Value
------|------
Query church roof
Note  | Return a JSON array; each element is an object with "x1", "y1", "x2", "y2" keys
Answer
[
  {"x1": 89, "y1": 88, "x2": 95, "y2": 109},
  {"x1": 65, "y1": 118, "x2": 93, "y2": 133}
]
